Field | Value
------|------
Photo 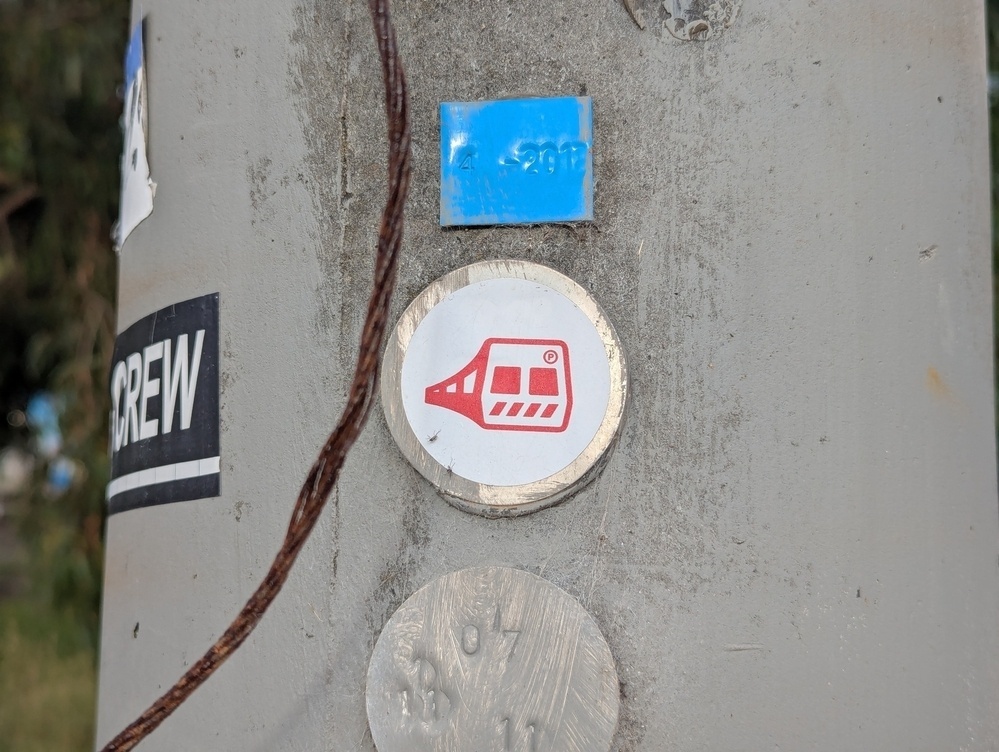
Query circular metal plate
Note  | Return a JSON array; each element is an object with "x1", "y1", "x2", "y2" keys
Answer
[
  {"x1": 381, "y1": 260, "x2": 627, "y2": 516},
  {"x1": 365, "y1": 566, "x2": 620, "y2": 752}
]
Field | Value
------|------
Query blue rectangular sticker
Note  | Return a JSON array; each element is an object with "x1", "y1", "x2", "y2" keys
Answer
[{"x1": 440, "y1": 96, "x2": 593, "y2": 226}]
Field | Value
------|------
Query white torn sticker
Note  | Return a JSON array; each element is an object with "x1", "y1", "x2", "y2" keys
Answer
[{"x1": 114, "y1": 19, "x2": 154, "y2": 250}]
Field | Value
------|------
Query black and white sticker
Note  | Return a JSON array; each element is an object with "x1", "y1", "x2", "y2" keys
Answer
[{"x1": 107, "y1": 293, "x2": 220, "y2": 514}]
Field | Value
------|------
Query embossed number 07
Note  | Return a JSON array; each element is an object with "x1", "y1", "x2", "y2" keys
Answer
[
  {"x1": 502, "y1": 141, "x2": 588, "y2": 175},
  {"x1": 460, "y1": 606, "x2": 520, "y2": 661}
]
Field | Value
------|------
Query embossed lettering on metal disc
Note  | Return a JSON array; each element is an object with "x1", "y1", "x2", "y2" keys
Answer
[
  {"x1": 366, "y1": 566, "x2": 619, "y2": 752},
  {"x1": 381, "y1": 260, "x2": 627, "y2": 517}
]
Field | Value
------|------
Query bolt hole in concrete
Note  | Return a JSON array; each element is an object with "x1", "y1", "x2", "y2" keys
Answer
[{"x1": 660, "y1": 0, "x2": 742, "y2": 40}]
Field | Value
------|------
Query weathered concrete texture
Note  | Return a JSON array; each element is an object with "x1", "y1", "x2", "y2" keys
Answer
[{"x1": 97, "y1": 1, "x2": 999, "y2": 750}]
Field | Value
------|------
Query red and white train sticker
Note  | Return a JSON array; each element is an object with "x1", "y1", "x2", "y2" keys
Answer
[
  {"x1": 425, "y1": 338, "x2": 572, "y2": 432},
  {"x1": 382, "y1": 261, "x2": 627, "y2": 514}
]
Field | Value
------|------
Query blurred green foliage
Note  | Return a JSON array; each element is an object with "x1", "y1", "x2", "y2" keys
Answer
[
  {"x1": 0, "y1": 601, "x2": 97, "y2": 752},
  {"x1": 0, "y1": 0, "x2": 128, "y2": 747},
  {"x1": 0, "y1": 0, "x2": 126, "y2": 634}
]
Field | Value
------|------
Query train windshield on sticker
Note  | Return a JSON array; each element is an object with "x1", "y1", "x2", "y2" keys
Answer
[{"x1": 425, "y1": 338, "x2": 572, "y2": 432}]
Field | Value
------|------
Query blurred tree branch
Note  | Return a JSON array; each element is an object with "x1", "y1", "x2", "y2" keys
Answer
[{"x1": 0, "y1": 184, "x2": 38, "y2": 220}]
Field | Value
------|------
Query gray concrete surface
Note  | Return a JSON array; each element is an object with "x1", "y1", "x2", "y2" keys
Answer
[{"x1": 97, "y1": 1, "x2": 999, "y2": 749}]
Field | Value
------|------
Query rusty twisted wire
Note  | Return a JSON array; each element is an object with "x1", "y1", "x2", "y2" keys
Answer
[{"x1": 99, "y1": 1, "x2": 411, "y2": 748}]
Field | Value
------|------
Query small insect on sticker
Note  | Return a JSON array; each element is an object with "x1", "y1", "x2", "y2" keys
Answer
[{"x1": 440, "y1": 96, "x2": 593, "y2": 226}]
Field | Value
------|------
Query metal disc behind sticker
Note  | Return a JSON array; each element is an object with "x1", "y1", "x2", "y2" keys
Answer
[
  {"x1": 365, "y1": 566, "x2": 620, "y2": 752},
  {"x1": 381, "y1": 260, "x2": 627, "y2": 516}
]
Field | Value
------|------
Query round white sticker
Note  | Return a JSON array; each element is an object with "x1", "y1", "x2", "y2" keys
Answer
[{"x1": 382, "y1": 261, "x2": 627, "y2": 516}]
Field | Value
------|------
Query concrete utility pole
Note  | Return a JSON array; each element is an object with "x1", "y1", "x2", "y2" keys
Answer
[{"x1": 96, "y1": 1, "x2": 999, "y2": 750}]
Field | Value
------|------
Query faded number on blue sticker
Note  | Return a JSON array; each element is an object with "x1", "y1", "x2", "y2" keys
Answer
[{"x1": 440, "y1": 96, "x2": 593, "y2": 226}]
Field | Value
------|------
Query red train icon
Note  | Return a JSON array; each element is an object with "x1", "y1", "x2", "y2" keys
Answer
[{"x1": 424, "y1": 338, "x2": 572, "y2": 432}]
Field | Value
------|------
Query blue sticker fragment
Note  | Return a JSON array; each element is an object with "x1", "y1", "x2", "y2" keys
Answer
[
  {"x1": 440, "y1": 96, "x2": 593, "y2": 226},
  {"x1": 124, "y1": 20, "x2": 144, "y2": 89}
]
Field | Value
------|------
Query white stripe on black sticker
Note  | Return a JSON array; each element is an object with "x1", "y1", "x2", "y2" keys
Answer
[{"x1": 106, "y1": 456, "x2": 221, "y2": 500}]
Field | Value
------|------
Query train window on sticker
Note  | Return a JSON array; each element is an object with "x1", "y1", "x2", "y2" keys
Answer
[
  {"x1": 529, "y1": 367, "x2": 559, "y2": 396},
  {"x1": 491, "y1": 366, "x2": 521, "y2": 394}
]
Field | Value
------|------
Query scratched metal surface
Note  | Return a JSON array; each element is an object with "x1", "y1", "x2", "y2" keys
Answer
[
  {"x1": 96, "y1": 0, "x2": 999, "y2": 750},
  {"x1": 366, "y1": 566, "x2": 618, "y2": 752}
]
